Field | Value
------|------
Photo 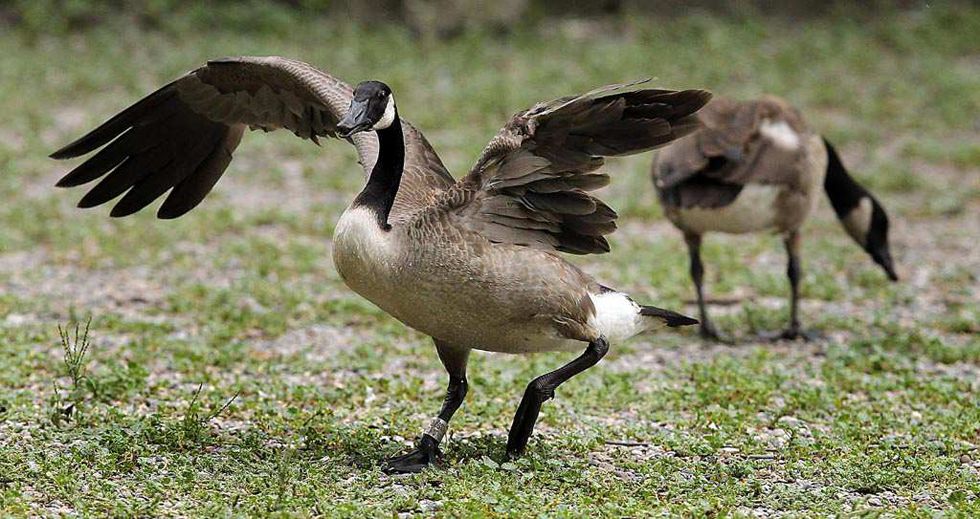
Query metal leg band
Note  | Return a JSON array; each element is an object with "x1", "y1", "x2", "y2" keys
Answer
[{"x1": 422, "y1": 417, "x2": 449, "y2": 443}]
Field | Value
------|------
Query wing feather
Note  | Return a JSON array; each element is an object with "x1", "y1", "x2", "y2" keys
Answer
[
  {"x1": 51, "y1": 56, "x2": 453, "y2": 219},
  {"x1": 653, "y1": 96, "x2": 813, "y2": 210},
  {"x1": 425, "y1": 82, "x2": 710, "y2": 255}
]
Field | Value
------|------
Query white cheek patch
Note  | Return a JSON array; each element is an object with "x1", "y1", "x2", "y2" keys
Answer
[
  {"x1": 760, "y1": 119, "x2": 801, "y2": 150},
  {"x1": 842, "y1": 196, "x2": 873, "y2": 247},
  {"x1": 372, "y1": 96, "x2": 396, "y2": 130}
]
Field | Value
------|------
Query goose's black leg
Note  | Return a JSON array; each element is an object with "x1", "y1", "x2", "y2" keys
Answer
[
  {"x1": 764, "y1": 231, "x2": 820, "y2": 341},
  {"x1": 685, "y1": 233, "x2": 731, "y2": 343},
  {"x1": 506, "y1": 336, "x2": 609, "y2": 459},
  {"x1": 781, "y1": 231, "x2": 822, "y2": 340},
  {"x1": 785, "y1": 231, "x2": 803, "y2": 338},
  {"x1": 383, "y1": 341, "x2": 469, "y2": 474}
]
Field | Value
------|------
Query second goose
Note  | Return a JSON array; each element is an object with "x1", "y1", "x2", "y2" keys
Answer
[{"x1": 653, "y1": 95, "x2": 898, "y2": 342}]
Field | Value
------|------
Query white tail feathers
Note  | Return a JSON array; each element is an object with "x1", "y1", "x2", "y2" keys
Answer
[
  {"x1": 589, "y1": 291, "x2": 644, "y2": 342},
  {"x1": 588, "y1": 291, "x2": 697, "y2": 342}
]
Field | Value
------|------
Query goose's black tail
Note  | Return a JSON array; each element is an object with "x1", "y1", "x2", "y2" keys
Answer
[{"x1": 640, "y1": 305, "x2": 699, "y2": 327}]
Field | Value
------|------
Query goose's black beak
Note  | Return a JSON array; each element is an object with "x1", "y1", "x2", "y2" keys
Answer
[
  {"x1": 872, "y1": 247, "x2": 899, "y2": 282},
  {"x1": 882, "y1": 261, "x2": 899, "y2": 282},
  {"x1": 337, "y1": 99, "x2": 373, "y2": 138}
]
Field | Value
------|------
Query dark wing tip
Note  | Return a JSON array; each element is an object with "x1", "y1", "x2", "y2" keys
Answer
[
  {"x1": 693, "y1": 91, "x2": 713, "y2": 115},
  {"x1": 108, "y1": 199, "x2": 145, "y2": 218},
  {"x1": 676, "y1": 88, "x2": 712, "y2": 106},
  {"x1": 50, "y1": 139, "x2": 96, "y2": 160},
  {"x1": 640, "y1": 305, "x2": 699, "y2": 327},
  {"x1": 670, "y1": 89, "x2": 713, "y2": 119},
  {"x1": 691, "y1": 89, "x2": 713, "y2": 105},
  {"x1": 50, "y1": 149, "x2": 74, "y2": 160},
  {"x1": 156, "y1": 205, "x2": 190, "y2": 220},
  {"x1": 76, "y1": 195, "x2": 102, "y2": 209}
]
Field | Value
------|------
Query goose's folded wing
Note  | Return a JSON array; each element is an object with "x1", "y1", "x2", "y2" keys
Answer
[
  {"x1": 653, "y1": 97, "x2": 809, "y2": 208},
  {"x1": 652, "y1": 130, "x2": 745, "y2": 210},
  {"x1": 430, "y1": 82, "x2": 710, "y2": 254},
  {"x1": 51, "y1": 56, "x2": 452, "y2": 219}
]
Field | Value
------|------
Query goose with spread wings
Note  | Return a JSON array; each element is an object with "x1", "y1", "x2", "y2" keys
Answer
[{"x1": 52, "y1": 56, "x2": 710, "y2": 472}]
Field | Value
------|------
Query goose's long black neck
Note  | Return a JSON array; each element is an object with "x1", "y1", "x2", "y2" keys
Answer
[
  {"x1": 353, "y1": 116, "x2": 404, "y2": 230},
  {"x1": 822, "y1": 137, "x2": 869, "y2": 219}
]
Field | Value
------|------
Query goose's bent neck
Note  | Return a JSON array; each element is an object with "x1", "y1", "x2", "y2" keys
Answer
[
  {"x1": 353, "y1": 116, "x2": 405, "y2": 230},
  {"x1": 822, "y1": 138, "x2": 866, "y2": 219}
]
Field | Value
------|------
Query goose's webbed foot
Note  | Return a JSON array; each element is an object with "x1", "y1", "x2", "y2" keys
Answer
[
  {"x1": 382, "y1": 434, "x2": 440, "y2": 474},
  {"x1": 383, "y1": 343, "x2": 468, "y2": 474},
  {"x1": 699, "y1": 321, "x2": 735, "y2": 345},
  {"x1": 759, "y1": 326, "x2": 823, "y2": 342}
]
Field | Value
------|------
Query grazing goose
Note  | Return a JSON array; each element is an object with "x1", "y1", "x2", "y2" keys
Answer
[
  {"x1": 51, "y1": 56, "x2": 710, "y2": 472},
  {"x1": 652, "y1": 96, "x2": 898, "y2": 342}
]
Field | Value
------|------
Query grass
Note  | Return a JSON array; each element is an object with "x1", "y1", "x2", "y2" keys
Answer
[{"x1": 1, "y1": 4, "x2": 979, "y2": 516}]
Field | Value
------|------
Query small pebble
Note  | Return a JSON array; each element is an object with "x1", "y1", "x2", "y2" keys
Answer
[
  {"x1": 777, "y1": 416, "x2": 803, "y2": 427},
  {"x1": 418, "y1": 499, "x2": 441, "y2": 512}
]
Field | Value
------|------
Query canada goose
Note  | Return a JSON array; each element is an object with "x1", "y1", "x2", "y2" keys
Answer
[
  {"x1": 652, "y1": 96, "x2": 898, "y2": 342},
  {"x1": 51, "y1": 56, "x2": 710, "y2": 472}
]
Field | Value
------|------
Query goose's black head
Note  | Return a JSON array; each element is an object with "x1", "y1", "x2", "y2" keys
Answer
[
  {"x1": 841, "y1": 194, "x2": 898, "y2": 282},
  {"x1": 865, "y1": 199, "x2": 898, "y2": 282},
  {"x1": 337, "y1": 81, "x2": 396, "y2": 137}
]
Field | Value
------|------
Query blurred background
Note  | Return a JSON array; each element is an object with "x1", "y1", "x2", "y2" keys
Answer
[
  {"x1": 2, "y1": 0, "x2": 949, "y2": 35},
  {"x1": 0, "y1": 1, "x2": 977, "y2": 516}
]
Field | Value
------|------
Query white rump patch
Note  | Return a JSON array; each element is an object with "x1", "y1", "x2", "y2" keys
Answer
[
  {"x1": 760, "y1": 119, "x2": 801, "y2": 150},
  {"x1": 588, "y1": 291, "x2": 644, "y2": 342},
  {"x1": 372, "y1": 96, "x2": 396, "y2": 130}
]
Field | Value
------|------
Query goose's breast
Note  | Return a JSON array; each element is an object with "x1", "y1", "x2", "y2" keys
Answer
[
  {"x1": 332, "y1": 206, "x2": 491, "y2": 339},
  {"x1": 332, "y1": 206, "x2": 399, "y2": 304},
  {"x1": 670, "y1": 184, "x2": 785, "y2": 234}
]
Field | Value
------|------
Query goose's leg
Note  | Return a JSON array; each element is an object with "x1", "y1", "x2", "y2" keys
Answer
[
  {"x1": 506, "y1": 336, "x2": 609, "y2": 459},
  {"x1": 769, "y1": 230, "x2": 821, "y2": 341},
  {"x1": 784, "y1": 230, "x2": 803, "y2": 338},
  {"x1": 686, "y1": 233, "x2": 730, "y2": 343},
  {"x1": 383, "y1": 340, "x2": 469, "y2": 473}
]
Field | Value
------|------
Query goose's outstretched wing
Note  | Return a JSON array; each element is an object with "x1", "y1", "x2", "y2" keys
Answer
[
  {"x1": 51, "y1": 56, "x2": 453, "y2": 219},
  {"x1": 653, "y1": 96, "x2": 809, "y2": 209},
  {"x1": 426, "y1": 82, "x2": 710, "y2": 254}
]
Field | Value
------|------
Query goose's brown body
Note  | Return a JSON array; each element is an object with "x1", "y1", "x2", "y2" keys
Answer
[
  {"x1": 654, "y1": 96, "x2": 828, "y2": 236},
  {"x1": 329, "y1": 82, "x2": 712, "y2": 353}
]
